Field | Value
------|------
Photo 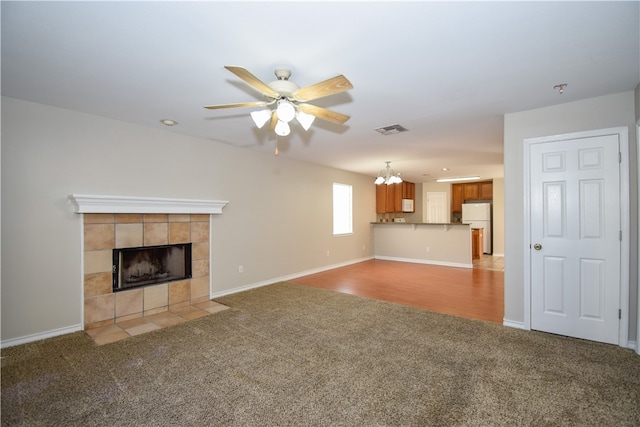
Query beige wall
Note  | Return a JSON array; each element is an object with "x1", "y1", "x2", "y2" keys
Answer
[
  {"x1": 503, "y1": 91, "x2": 638, "y2": 342},
  {"x1": 491, "y1": 179, "x2": 504, "y2": 256},
  {"x1": 373, "y1": 223, "x2": 472, "y2": 266},
  {"x1": 1, "y1": 97, "x2": 376, "y2": 344}
]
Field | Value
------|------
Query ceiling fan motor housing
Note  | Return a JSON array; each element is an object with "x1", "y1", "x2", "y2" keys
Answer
[{"x1": 268, "y1": 81, "x2": 300, "y2": 98}]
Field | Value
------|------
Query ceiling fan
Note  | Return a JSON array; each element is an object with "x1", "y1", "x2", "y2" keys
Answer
[{"x1": 204, "y1": 66, "x2": 353, "y2": 139}]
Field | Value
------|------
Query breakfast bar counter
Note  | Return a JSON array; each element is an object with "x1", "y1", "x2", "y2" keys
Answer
[{"x1": 371, "y1": 222, "x2": 472, "y2": 268}]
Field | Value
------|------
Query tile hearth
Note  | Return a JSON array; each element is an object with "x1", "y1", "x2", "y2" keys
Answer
[{"x1": 85, "y1": 300, "x2": 229, "y2": 345}]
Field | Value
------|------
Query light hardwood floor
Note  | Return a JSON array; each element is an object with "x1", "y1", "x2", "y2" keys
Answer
[{"x1": 291, "y1": 257, "x2": 504, "y2": 323}]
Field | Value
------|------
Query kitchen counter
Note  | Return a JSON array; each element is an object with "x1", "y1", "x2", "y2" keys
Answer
[
  {"x1": 372, "y1": 222, "x2": 472, "y2": 268},
  {"x1": 371, "y1": 222, "x2": 468, "y2": 225}
]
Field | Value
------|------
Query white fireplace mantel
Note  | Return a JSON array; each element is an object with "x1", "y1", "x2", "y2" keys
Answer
[{"x1": 68, "y1": 194, "x2": 229, "y2": 214}]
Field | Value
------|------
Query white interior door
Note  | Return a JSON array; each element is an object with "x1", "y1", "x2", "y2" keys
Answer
[
  {"x1": 529, "y1": 134, "x2": 621, "y2": 344},
  {"x1": 426, "y1": 192, "x2": 447, "y2": 223}
]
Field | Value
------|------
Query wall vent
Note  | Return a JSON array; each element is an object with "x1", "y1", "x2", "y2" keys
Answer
[{"x1": 375, "y1": 124, "x2": 409, "y2": 135}]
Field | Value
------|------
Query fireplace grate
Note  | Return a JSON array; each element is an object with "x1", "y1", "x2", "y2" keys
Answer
[{"x1": 113, "y1": 243, "x2": 192, "y2": 292}]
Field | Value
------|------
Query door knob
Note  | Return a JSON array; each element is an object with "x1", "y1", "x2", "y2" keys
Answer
[{"x1": 533, "y1": 243, "x2": 542, "y2": 251}]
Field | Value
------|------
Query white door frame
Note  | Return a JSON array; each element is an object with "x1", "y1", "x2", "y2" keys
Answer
[
  {"x1": 637, "y1": 121, "x2": 640, "y2": 355},
  {"x1": 523, "y1": 126, "x2": 630, "y2": 348}
]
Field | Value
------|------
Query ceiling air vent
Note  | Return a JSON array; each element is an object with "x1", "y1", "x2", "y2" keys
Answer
[{"x1": 375, "y1": 124, "x2": 408, "y2": 135}]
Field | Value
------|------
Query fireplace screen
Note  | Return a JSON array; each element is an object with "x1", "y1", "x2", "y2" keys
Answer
[{"x1": 113, "y1": 244, "x2": 192, "y2": 292}]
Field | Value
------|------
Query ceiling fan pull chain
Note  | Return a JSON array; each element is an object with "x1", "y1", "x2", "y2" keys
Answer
[{"x1": 274, "y1": 136, "x2": 279, "y2": 156}]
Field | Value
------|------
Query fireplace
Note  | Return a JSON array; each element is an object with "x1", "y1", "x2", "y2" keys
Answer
[
  {"x1": 70, "y1": 194, "x2": 228, "y2": 329},
  {"x1": 113, "y1": 243, "x2": 192, "y2": 292}
]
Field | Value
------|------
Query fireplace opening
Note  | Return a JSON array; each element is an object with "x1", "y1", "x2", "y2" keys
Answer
[{"x1": 113, "y1": 243, "x2": 192, "y2": 292}]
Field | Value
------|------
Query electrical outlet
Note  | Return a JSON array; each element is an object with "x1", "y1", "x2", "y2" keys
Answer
[
  {"x1": 238, "y1": 265, "x2": 244, "y2": 273},
  {"x1": 426, "y1": 246, "x2": 430, "y2": 253},
  {"x1": 362, "y1": 245, "x2": 366, "y2": 251},
  {"x1": 326, "y1": 250, "x2": 330, "y2": 257}
]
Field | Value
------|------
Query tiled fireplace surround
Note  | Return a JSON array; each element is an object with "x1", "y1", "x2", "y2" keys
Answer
[
  {"x1": 72, "y1": 194, "x2": 228, "y2": 331},
  {"x1": 83, "y1": 213, "x2": 211, "y2": 329}
]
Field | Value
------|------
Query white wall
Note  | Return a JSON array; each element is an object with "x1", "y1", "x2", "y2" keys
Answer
[
  {"x1": 1, "y1": 97, "x2": 376, "y2": 344},
  {"x1": 503, "y1": 91, "x2": 638, "y2": 342}
]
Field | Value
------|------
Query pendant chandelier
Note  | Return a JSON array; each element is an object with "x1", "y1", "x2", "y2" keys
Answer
[{"x1": 374, "y1": 161, "x2": 403, "y2": 185}]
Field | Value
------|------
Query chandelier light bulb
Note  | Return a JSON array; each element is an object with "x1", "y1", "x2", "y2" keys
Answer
[{"x1": 375, "y1": 161, "x2": 403, "y2": 185}]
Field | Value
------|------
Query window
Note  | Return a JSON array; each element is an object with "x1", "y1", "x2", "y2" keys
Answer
[{"x1": 333, "y1": 183, "x2": 352, "y2": 235}]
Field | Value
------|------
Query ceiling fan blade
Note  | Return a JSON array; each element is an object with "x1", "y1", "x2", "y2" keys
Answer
[
  {"x1": 203, "y1": 100, "x2": 274, "y2": 110},
  {"x1": 292, "y1": 75, "x2": 353, "y2": 102},
  {"x1": 204, "y1": 99, "x2": 277, "y2": 110},
  {"x1": 269, "y1": 111, "x2": 278, "y2": 131},
  {"x1": 297, "y1": 103, "x2": 350, "y2": 124},
  {"x1": 225, "y1": 66, "x2": 280, "y2": 98}
]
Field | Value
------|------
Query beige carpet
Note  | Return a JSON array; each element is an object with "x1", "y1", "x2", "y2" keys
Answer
[{"x1": 2, "y1": 282, "x2": 639, "y2": 426}]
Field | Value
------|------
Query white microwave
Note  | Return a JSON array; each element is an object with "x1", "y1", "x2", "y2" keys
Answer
[{"x1": 401, "y1": 199, "x2": 414, "y2": 212}]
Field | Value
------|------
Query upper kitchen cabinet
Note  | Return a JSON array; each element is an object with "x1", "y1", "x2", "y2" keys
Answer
[
  {"x1": 451, "y1": 181, "x2": 493, "y2": 213},
  {"x1": 376, "y1": 181, "x2": 415, "y2": 213},
  {"x1": 478, "y1": 181, "x2": 493, "y2": 199},
  {"x1": 451, "y1": 183, "x2": 464, "y2": 214}
]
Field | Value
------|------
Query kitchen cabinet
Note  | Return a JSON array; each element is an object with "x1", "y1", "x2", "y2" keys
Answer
[
  {"x1": 479, "y1": 181, "x2": 493, "y2": 199},
  {"x1": 376, "y1": 181, "x2": 415, "y2": 213},
  {"x1": 463, "y1": 183, "x2": 479, "y2": 200},
  {"x1": 451, "y1": 183, "x2": 464, "y2": 214},
  {"x1": 451, "y1": 181, "x2": 493, "y2": 214},
  {"x1": 394, "y1": 181, "x2": 415, "y2": 212},
  {"x1": 472, "y1": 228, "x2": 484, "y2": 260}
]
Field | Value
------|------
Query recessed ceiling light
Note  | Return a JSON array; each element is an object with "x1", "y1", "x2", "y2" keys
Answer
[
  {"x1": 160, "y1": 119, "x2": 178, "y2": 126},
  {"x1": 441, "y1": 168, "x2": 449, "y2": 171}
]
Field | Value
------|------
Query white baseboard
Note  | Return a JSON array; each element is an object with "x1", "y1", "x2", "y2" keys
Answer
[
  {"x1": 210, "y1": 256, "x2": 375, "y2": 299},
  {"x1": 1, "y1": 324, "x2": 83, "y2": 349},
  {"x1": 373, "y1": 255, "x2": 472, "y2": 269},
  {"x1": 503, "y1": 319, "x2": 527, "y2": 330}
]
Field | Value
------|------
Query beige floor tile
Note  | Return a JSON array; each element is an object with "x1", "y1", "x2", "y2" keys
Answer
[
  {"x1": 85, "y1": 324, "x2": 122, "y2": 339},
  {"x1": 86, "y1": 302, "x2": 222, "y2": 345},
  {"x1": 92, "y1": 329, "x2": 130, "y2": 345},
  {"x1": 85, "y1": 324, "x2": 130, "y2": 346},
  {"x1": 146, "y1": 311, "x2": 186, "y2": 328},
  {"x1": 125, "y1": 321, "x2": 161, "y2": 336},
  {"x1": 117, "y1": 317, "x2": 151, "y2": 329},
  {"x1": 195, "y1": 300, "x2": 229, "y2": 314},
  {"x1": 171, "y1": 305, "x2": 210, "y2": 320},
  {"x1": 180, "y1": 310, "x2": 210, "y2": 321}
]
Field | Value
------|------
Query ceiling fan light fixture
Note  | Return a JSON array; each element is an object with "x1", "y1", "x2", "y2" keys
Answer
[
  {"x1": 274, "y1": 120, "x2": 290, "y2": 136},
  {"x1": 250, "y1": 109, "x2": 272, "y2": 129},
  {"x1": 295, "y1": 110, "x2": 315, "y2": 131},
  {"x1": 276, "y1": 99, "x2": 296, "y2": 123}
]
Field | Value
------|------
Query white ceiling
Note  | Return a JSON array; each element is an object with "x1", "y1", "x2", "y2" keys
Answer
[{"x1": 2, "y1": 1, "x2": 639, "y2": 184}]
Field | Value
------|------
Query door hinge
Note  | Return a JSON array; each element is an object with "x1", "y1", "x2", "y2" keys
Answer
[
  {"x1": 620, "y1": 230, "x2": 622, "y2": 241},
  {"x1": 619, "y1": 309, "x2": 622, "y2": 319},
  {"x1": 619, "y1": 152, "x2": 622, "y2": 163}
]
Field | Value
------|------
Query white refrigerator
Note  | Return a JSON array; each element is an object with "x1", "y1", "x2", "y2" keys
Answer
[{"x1": 462, "y1": 203, "x2": 492, "y2": 254}]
